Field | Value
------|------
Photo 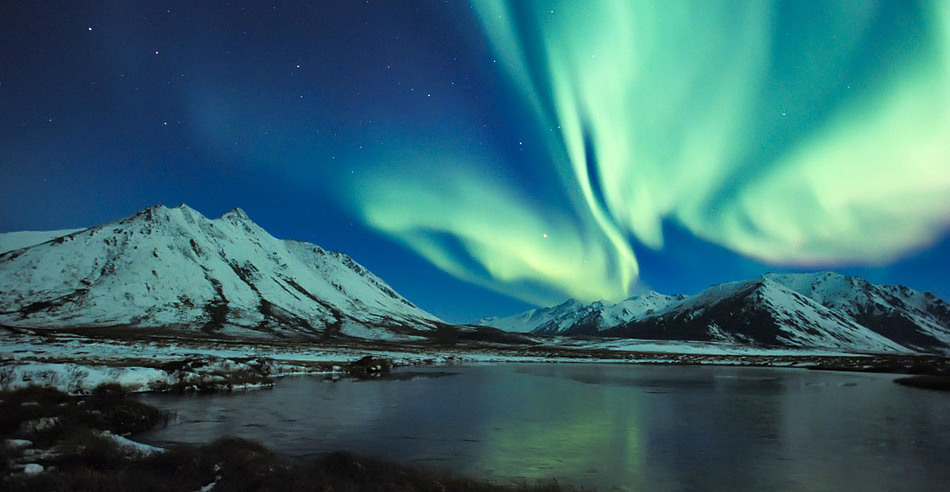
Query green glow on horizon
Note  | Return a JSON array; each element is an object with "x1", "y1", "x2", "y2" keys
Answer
[
  {"x1": 474, "y1": 386, "x2": 644, "y2": 486},
  {"x1": 347, "y1": 149, "x2": 638, "y2": 305},
  {"x1": 347, "y1": 1, "x2": 950, "y2": 305}
]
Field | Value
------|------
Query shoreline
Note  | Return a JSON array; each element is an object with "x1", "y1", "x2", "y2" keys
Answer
[
  {"x1": 0, "y1": 387, "x2": 574, "y2": 491},
  {"x1": 3, "y1": 327, "x2": 948, "y2": 395}
]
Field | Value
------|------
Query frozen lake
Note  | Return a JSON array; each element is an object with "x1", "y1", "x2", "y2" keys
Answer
[{"x1": 137, "y1": 364, "x2": 950, "y2": 491}]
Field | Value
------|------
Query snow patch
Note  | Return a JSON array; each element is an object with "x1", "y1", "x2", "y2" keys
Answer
[
  {"x1": 0, "y1": 362, "x2": 172, "y2": 394},
  {"x1": 97, "y1": 431, "x2": 164, "y2": 456}
]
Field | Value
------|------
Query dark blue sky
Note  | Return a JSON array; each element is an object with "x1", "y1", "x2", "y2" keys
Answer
[{"x1": 2, "y1": 1, "x2": 948, "y2": 322}]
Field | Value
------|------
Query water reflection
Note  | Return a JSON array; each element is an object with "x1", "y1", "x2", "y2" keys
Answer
[
  {"x1": 469, "y1": 366, "x2": 645, "y2": 488},
  {"x1": 137, "y1": 365, "x2": 950, "y2": 491}
]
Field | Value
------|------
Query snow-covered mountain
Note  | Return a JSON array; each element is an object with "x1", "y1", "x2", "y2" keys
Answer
[
  {"x1": 0, "y1": 205, "x2": 440, "y2": 339},
  {"x1": 479, "y1": 272, "x2": 950, "y2": 354},
  {"x1": 478, "y1": 291, "x2": 685, "y2": 334},
  {"x1": 0, "y1": 229, "x2": 86, "y2": 254}
]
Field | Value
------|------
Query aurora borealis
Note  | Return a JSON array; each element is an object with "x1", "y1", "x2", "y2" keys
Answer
[
  {"x1": 1, "y1": 1, "x2": 949, "y2": 320},
  {"x1": 358, "y1": 0, "x2": 950, "y2": 306}
]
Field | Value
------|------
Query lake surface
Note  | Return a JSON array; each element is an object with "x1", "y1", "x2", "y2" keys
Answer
[{"x1": 137, "y1": 364, "x2": 950, "y2": 491}]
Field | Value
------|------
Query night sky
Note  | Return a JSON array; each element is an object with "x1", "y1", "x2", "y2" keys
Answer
[{"x1": 2, "y1": 1, "x2": 949, "y2": 323}]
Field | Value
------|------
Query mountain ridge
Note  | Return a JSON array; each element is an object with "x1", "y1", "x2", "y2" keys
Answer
[
  {"x1": 0, "y1": 204, "x2": 440, "y2": 340},
  {"x1": 0, "y1": 228, "x2": 88, "y2": 255},
  {"x1": 479, "y1": 272, "x2": 950, "y2": 354}
]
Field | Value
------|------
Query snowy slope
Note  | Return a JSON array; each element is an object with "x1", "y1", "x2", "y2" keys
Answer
[
  {"x1": 608, "y1": 278, "x2": 908, "y2": 353},
  {"x1": 0, "y1": 229, "x2": 86, "y2": 254},
  {"x1": 575, "y1": 292, "x2": 688, "y2": 334},
  {"x1": 764, "y1": 272, "x2": 950, "y2": 352},
  {"x1": 480, "y1": 272, "x2": 950, "y2": 354},
  {"x1": 477, "y1": 299, "x2": 585, "y2": 334},
  {"x1": 0, "y1": 205, "x2": 439, "y2": 339},
  {"x1": 478, "y1": 292, "x2": 684, "y2": 335}
]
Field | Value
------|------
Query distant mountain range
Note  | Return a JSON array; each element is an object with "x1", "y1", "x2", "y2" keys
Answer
[
  {"x1": 479, "y1": 273, "x2": 950, "y2": 354},
  {"x1": 0, "y1": 204, "x2": 440, "y2": 339},
  {"x1": 4, "y1": 204, "x2": 949, "y2": 354}
]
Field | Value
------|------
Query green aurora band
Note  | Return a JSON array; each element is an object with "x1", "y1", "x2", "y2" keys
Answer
[{"x1": 349, "y1": 1, "x2": 950, "y2": 306}]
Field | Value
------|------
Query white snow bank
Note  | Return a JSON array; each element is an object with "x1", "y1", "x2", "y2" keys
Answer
[
  {"x1": 97, "y1": 431, "x2": 164, "y2": 456},
  {"x1": 0, "y1": 362, "x2": 172, "y2": 394},
  {"x1": 4, "y1": 438, "x2": 33, "y2": 450}
]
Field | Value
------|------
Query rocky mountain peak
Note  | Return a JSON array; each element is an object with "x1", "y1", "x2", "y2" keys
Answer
[
  {"x1": 0, "y1": 204, "x2": 439, "y2": 339},
  {"x1": 481, "y1": 272, "x2": 950, "y2": 354}
]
